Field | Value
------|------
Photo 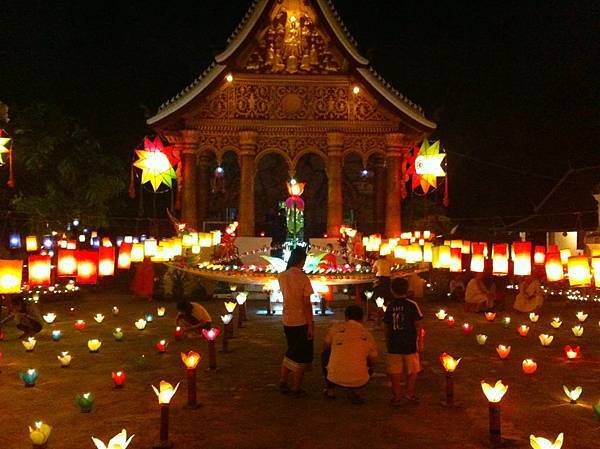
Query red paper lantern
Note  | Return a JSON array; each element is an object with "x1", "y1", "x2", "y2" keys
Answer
[
  {"x1": 449, "y1": 247, "x2": 462, "y2": 273},
  {"x1": 533, "y1": 246, "x2": 546, "y2": 265},
  {"x1": 76, "y1": 250, "x2": 98, "y2": 284},
  {"x1": 492, "y1": 244, "x2": 508, "y2": 276},
  {"x1": 98, "y1": 246, "x2": 115, "y2": 277},
  {"x1": 117, "y1": 242, "x2": 132, "y2": 270},
  {"x1": 545, "y1": 252, "x2": 564, "y2": 282},
  {"x1": 28, "y1": 255, "x2": 52, "y2": 287},
  {"x1": 112, "y1": 371, "x2": 126, "y2": 388},
  {"x1": 470, "y1": 243, "x2": 486, "y2": 273},
  {"x1": 513, "y1": 242, "x2": 532, "y2": 276},
  {"x1": 57, "y1": 249, "x2": 77, "y2": 277}
]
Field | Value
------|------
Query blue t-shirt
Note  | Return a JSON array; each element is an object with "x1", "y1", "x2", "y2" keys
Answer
[{"x1": 383, "y1": 297, "x2": 423, "y2": 354}]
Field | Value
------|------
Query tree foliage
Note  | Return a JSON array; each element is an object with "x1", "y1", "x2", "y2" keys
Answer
[{"x1": 10, "y1": 104, "x2": 126, "y2": 224}]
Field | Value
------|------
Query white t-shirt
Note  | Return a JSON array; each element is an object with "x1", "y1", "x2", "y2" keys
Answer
[{"x1": 278, "y1": 267, "x2": 314, "y2": 326}]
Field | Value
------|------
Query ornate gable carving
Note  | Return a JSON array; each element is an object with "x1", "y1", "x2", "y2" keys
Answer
[{"x1": 238, "y1": 0, "x2": 348, "y2": 74}]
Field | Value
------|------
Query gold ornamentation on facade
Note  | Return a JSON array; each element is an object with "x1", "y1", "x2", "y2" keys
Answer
[{"x1": 243, "y1": 1, "x2": 346, "y2": 74}]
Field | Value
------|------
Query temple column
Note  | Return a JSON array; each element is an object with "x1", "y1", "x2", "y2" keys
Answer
[
  {"x1": 238, "y1": 130, "x2": 257, "y2": 236},
  {"x1": 384, "y1": 132, "x2": 407, "y2": 237},
  {"x1": 327, "y1": 132, "x2": 344, "y2": 237},
  {"x1": 177, "y1": 130, "x2": 201, "y2": 229},
  {"x1": 373, "y1": 158, "x2": 386, "y2": 232},
  {"x1": 197, "y1": 154, "x2": 212, "y2": 230}
]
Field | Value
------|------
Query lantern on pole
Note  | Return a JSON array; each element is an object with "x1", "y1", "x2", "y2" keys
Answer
[
  {"x1": 180, "y1": 352, "x2": 201, "y2": 409},
  {"x1": 481, "y1": 380, "x2": 508, "y2": 446},
  {"x1": 151, "y1": 380, "x2": 180, "y2": 448},
  {"x1": 440, "y1": 353, "x2": 461, "y2": 406}
]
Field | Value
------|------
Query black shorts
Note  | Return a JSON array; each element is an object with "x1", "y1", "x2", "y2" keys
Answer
[{"x1": 284, "y1": 325, "x2": 313, "y2": 364}]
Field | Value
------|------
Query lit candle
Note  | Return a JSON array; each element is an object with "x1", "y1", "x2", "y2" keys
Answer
[
  {"x1": 435, "y1": 309, "x2": 447, "y2": 320},
  {"x1": 156, "y1": 339, "x2": 168, "y2": 353},
  {"x1": 87, "y1": 339, "x2": 102, "y2": 353},
  {"x1": 571, "y1": 325, "x2": 584, "y2": 337},
  {"x1": 476, "y1": 334, "x2": 488, "y2": 345},
  {"x1": 461, "y1": 323, "x2": 474, "y2": 335},
  {"x1": 29, "y1": 421, "x2": 52, "y2": 447},
  {"x1": 496, "y1": 345, "x2": 511, "y2": 359},
  {"x1": 517, "y1": 325, "x2": 529, "y2": 337},
  {"x1": 75, "y1": 392, "x2": 95, "y2": 412},
  {"x1": 484, "y1": 312, "x2": 496, "y2": 322},
  {"x1": 202, "y1": 328, "x2": 220, "y2": 341},
  {"x1": 562, "y1": 385, "x2": 582, "y2": 404},
  {"x1": 20, "y1": 368, "x2": 39, "y2": 387},
  {"x1": 539, "y1": 334, "x2": 554, "y2": 347},
  {"x1": 113, "y1": 327, "x2": 124, "y2": 341},
  {"x1": 221, "y1": 314, "x2": 233, "y2": 325},
  {"x1": 157, "y1": 306, "x2": 166, "y2": 317},
  {"x1": 550, "y1": 317, "x2": 562, "y2": 329},
  {"x1": 446, "y1": 316, "x2": 455, "y2": 326},
  {"x1": 92, "y1": 429, "x2": 134, "y2": 449},
  {"x1": 575, "y1": 311, "x2": 588, "y2": 323},
  {"x1": 74, "y1": 320, "x2": 87, "y2": 331},
  {"x1": 522, "y1": 359, "x2": 537, "y2": 374},
  {"x1": 174, "y1": 326, "x2": 184, "y2": 341},
  {"x1": 134, "y1": 319, "x2": 147, "y2": 330},
  {"x1": 529, "y1": 312, "x2": 539, "y2": 323},
  {"x1": 224, "y1": 301, "x2": 237, "y2": 313},
  {"x1": 112, "y1": 371, "x2": 126, "y2": 388},
  {"x1": 502, "y1": 317, "x2": 511, "y2": 328},
  {"x1": 112, "y1": 306, "x2": 120, "y2": 316},
  {"x1": 529, "y1": 433, "x2": 564, "y2": 449},
  {"x1": 439, "y1": 352, "x2": 461, "y2": 373},
  {"x1": 22, "y1": 336, "x2": 37, "y2": 352},
  {"x1": 51, "y1": 330, "x2": 62, "y2": 341},
  {"x1": 42, "y1": 313, "x2": 57, "y2": 324},
  {"x1": 564, "y1": 345, "x2": 580, "y2": 360},
  {"x1": 375, "y1": 297, "x2": 385, "y2": 308},
  {"x1": 145, "y1": 313, "x2": 154, "y2": 323},
  {"x1": 57, "y1": 351, "x2": 72, "y2": 367},
  {"x1": 93, "y1": 313, "x2": 105, "y2": 323}
]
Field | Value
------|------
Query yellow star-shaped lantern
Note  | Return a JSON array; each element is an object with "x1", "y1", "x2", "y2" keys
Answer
[
  {"x1": 409, "y1": 139, "x2": 446, "y2": 193},
  {"x1": 0, "y1": 135, "x2": 10, "y2": 165},
  {"x1": 133, "y1": 148, "x2": 176, "y2": 191}
]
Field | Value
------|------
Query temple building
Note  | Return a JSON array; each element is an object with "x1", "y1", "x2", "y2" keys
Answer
[{"x1": 148, "y1": 0, "x2": 436, "y2": 237}]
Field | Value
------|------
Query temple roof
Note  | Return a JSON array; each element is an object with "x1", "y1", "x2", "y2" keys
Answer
[{"x1": 148, "y1": 0, "x2": 436, "y2": 131}]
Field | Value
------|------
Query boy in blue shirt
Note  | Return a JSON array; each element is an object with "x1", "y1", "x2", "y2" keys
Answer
[{"x1": 383, "y1": 277, "x2": 423, "y2": 406}]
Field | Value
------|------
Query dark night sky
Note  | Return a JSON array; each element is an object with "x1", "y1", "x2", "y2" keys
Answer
[{"x1": 2, "y1": 0, "x2": 599, "y2": 221}]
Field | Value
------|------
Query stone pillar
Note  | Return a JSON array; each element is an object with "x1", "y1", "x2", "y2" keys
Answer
[
  {"x1": 373, "y1": 159, "x2": 386, "y2": 233},
  {"x1": 238, "y1": 130, "x2": 257, "y2": 236},
  {"x1": 177, "y1": 130, "x2": 201, "y2": 229},
  {"x1": 197, "y1": 154, "x2": 212, "y2": 230},
  {"x1": 327, "y1": 132, "x2": 344, "y2": 237},
  {"x1": 384, "y1": 133, "x2": 406, "y2": 237}
]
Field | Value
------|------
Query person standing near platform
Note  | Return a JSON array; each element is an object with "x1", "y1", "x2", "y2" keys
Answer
[{"x1": 278, "y1": 247, "x2": 314, "y2": 396}]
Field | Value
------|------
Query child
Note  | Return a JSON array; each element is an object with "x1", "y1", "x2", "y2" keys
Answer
[{"x1": 383, "y1": 277, "x2": 423, "y2": 406}]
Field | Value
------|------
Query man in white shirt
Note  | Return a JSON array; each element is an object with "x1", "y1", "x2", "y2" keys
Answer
[
  {"x1": 278, "y1": 247, "x2": 314, "y2": 396},
  {"x1": 322, "y1": 305, "x2": 378, "y2": 404}
]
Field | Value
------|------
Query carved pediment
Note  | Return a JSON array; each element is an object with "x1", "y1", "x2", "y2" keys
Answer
[
  {"x1": 184, "y1": 76, "x2": 399, "y2": 125},
  {"x1": 236, "y1": 0, "x2": 348, "y2": 74}
]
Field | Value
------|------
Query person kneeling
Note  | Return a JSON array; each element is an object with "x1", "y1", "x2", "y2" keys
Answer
[
  {"x1": 322, "y1": 305, "x2": 378, "y2": 404},
  {"x1": 176, "y1": 301, "x2": 212, "y2": 335}
]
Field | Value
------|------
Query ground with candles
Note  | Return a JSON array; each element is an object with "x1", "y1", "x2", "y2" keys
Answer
[{"x1": 0, "y1": 288, "x2": 598, "y2": 449}]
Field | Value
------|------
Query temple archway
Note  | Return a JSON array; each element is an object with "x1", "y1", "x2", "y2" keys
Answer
[
  {"x1": 342, "y1": 152, "x2": 374, "y2": 233},
  {"x1": 206, "y1": 150, "x2": 239, "y2": 226},
  {"x1": 255, "y1": 152, "x2": 289, "y2": 236},
  {"x1": 295, "y1": 152, "x2": 327, "y2": 237}
]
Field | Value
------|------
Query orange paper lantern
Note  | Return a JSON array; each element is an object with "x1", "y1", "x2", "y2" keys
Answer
[
  {"x1": 513, "y1": 242, "x2": 532, "y2": 276},
  {"x1": 117, "y1": 242, "x2": 132, "y2": 270},
  {"x1": 57, "y1": 249, "x2": 77, "y2": 277},
  {"x1": 567, "y1": 256, "x2": 591, "y2": 288},
  {"x1": 0, "y1": 259, "x2": 23, "y2": 294},
  {"x1": 470, "y1": 243, "x2": 485, "y2": 273},
  {"x1": 76, "y1": 250, "x2": 98, "y2": 284},
  {"x1": 533, "y1": 245, "x2": 546, "y2": 265},
  {"x1": 28, "y1": 255, "x2": 52, "y2": 287}
]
